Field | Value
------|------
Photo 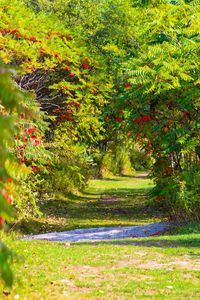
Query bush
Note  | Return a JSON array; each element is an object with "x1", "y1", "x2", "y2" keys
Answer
[
  {"x1": 151, "y1": 164, "x2": 200, "y2": 221},
  {"x1": 99, "y1": 144, "x2": 135, "y2": 177},
  {"x1": 130, "y1": 145, "x2": 153, "y2": 171},
  {"x1": 42, "y1": 139, "x2": 90, "y2": 196}
]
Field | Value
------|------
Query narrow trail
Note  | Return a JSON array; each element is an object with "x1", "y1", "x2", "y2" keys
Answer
[
  {"x1": 23, "y1": 221, "x2": 173, "y2": 242},
  {"x1": 22, "y1": 173, "x2": 175, "y2": 242}
]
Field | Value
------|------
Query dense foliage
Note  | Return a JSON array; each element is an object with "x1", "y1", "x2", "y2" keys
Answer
[
  {"x1": 120, "y1": 1, "x2": 200, "y2": 218},
  {"x1": 0, "y1": 0, "x2": 199, "y2": 286},
  {"x1": 0, "y1": 63, "x2": 32, "y2": 286}
]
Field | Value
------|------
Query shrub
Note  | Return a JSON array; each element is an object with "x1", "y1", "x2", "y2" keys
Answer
[
  {"x1": 99, "y1": 144, "x2": 135, "y2": 177},
  {"x1": 151, "y1": 164, "x2": 200, "y2": 221}
]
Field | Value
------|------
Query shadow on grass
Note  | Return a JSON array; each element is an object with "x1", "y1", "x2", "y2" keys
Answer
[
  {"x1": 120, "y1": 174, "x2": 149, "y2": 179},
  {"x1": 97, "y1": 175, "x2": 149, "y2": 180},
  {"x1": 14, "y1": 176, "x2": 161, "y2": 235},
  {"x1": 133, "y1": 175, "x2": 149, "y2": 179},
  {"x1": 98, "y1": 177, "x2": 125, "y2": 182},
  {"x1": 75, "y1": 236, "x2": 200, "y2": 248},
  {"x1": 37, "y1": 195, "x2": 160, "y2": 220},
  {"x1": 83, "y1": 187, "x2": 153, "y2": 196},
  {"x1": 15, "y1": 219, "x2": 118, "y2": 235},
  {"x1": 15, "y1": 193, "x2": 163, "y2": 234}
]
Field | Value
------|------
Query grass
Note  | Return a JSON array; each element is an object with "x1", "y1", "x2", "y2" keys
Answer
[
  {"x1": 14, "y1": 174, "x2": 160, "y2": 235},
  {"x1": 1, "y1": 174, "x2": 200, "y2": 299}
]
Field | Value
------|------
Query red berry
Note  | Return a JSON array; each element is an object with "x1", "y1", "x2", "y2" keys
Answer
[
  {"x1": 0, "y1": 217, "x2": 5, "y2": 226},
  {"x1": 125, "y1": 82, "x2": 131, "y2": 88},
  {"x1": 40, "y1": 48, "x2": 46, "y2": 55},
  {"x1": 7, "y1": 177, "x2": 13, "y2": 183},
  {"x1": 142, "y1": 115, "x2": 151, "y2": 122},
  {"x1": 136, "y1": 117, "x2": 143, "y2": 124},
  {"x1": 26, "y1": 127, "x2": 36, "y2": 135},
  {"x1": 29, "y1": 35, "x2": 37, "y2": 42},
  {"x1": 35, "y1": 139, "x2": 41, "y2": 146},
  {"x1": 31, "y1": 166, "x2": 40, "y2": 173},
  {"x1": 2, "y1": 188, "x2": 13, "y2": 204},
  {"x1": 81, "y1": 63, "x2": 90, "y2": 69},
  {"x1": 10, "y1": 29, "x2": 18, "y2": 34}
]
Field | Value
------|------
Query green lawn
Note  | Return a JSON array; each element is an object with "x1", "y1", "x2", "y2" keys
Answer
[{"x1": 1, "y1": 175, "x2": 200, "y2": 299}]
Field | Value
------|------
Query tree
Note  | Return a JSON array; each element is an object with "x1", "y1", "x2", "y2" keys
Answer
[{"x1": 118, "y1": 0, "x2": 200, "y2": 218}]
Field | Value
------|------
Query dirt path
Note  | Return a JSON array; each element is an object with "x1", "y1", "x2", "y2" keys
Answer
[{"x1": 22, "y1": 221, "x2": 175, "y2": 242}]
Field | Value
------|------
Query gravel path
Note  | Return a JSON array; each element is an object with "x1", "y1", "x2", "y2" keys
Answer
[{"x1": 22, "y1": 221, "x2": 174, "y2": 242}]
